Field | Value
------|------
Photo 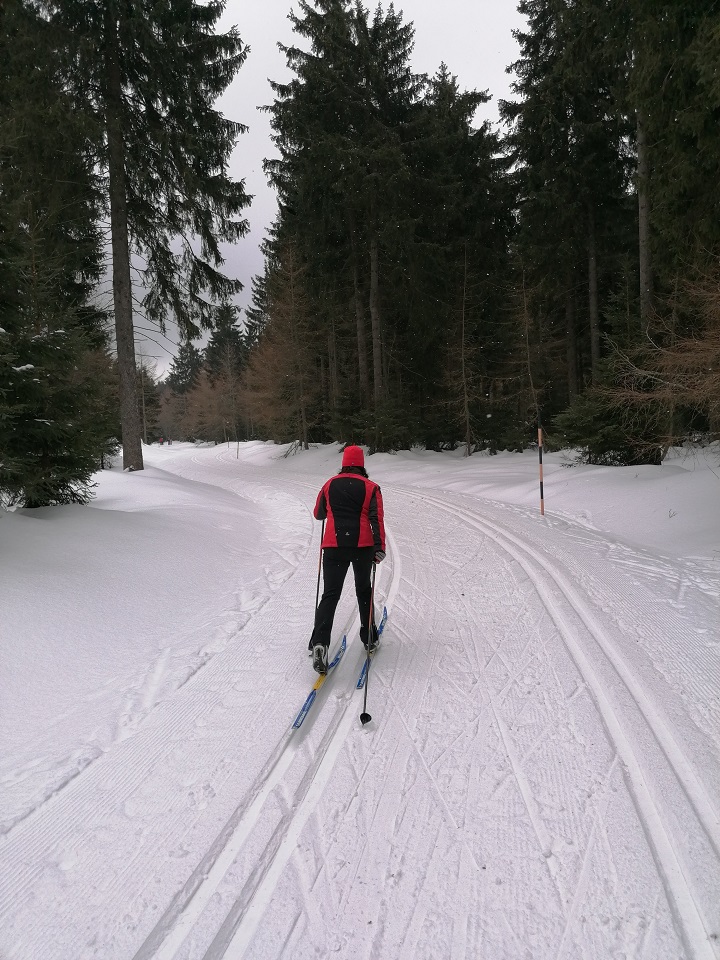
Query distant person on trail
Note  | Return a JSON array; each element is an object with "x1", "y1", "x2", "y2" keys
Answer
[{"x1": 309, "y1": 445, "x2": 386, "y2": 675}]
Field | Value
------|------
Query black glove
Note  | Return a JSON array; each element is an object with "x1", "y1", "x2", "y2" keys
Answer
[{"x1": 374, "y1": 550, "x2": 386, "y2": 563}]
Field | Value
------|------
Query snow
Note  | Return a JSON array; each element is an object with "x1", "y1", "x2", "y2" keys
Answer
[{"x1": 1, "y1": 440, "x2": 719, "y2": 960}]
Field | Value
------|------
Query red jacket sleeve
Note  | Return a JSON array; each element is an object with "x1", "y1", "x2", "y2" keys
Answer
[
  {"x1": 314, "y1": 485, "x2": 328, "y2": 520},
  {"x1": 368, "y1": 484, "x2": 385, "y2": 551}
]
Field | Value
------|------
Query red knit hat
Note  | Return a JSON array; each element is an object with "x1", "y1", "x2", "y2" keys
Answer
[{"x1": 341, "y1": 445, "x2": 365, "y2": 468}]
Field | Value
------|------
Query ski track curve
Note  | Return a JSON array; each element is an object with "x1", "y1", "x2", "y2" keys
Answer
[
  {"x1": 2, "y1": 448, "x2": 719, "y2": 960},
  {"x1": 225, "y1": 478, "x2": 717, "y2": 960},
  {"x1": 137, "y1": 457, "x2": 719, "y2": 960},
  {"x1": 408, "y1": 488, "x2": 720, "y2": 960},
  {"x1": 127, "y1": 523, "x2": 402, "y2": 960},
  {"x1": 0, "y1": 456, "x2": 331, "y2": 959}
]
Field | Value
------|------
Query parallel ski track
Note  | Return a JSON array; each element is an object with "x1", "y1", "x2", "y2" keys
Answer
[
  {"x1": 129, "y1": 477, "x2": 402, "y2": 960},
  {"x1": 138, "y1": 454, "x2": 718, "y2": 957},
  {"x1": 129, "y1": 635, "x2": 359, "y2": 960},
  {"x1": 414, "y1": 488, "x2": 720, "y2": 960}
]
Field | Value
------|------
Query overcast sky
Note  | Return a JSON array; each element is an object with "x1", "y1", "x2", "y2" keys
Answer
[{"x1": 144, "y1": 1, "x2": 526, "y2": 373}]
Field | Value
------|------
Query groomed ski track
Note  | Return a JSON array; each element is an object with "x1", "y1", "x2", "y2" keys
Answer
[{"x1": 1, "y1": 445, "x2": 719, "y2": 960}]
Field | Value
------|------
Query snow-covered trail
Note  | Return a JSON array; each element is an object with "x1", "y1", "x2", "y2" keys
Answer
[{"x1": 1, "y1": 444, "x2": 719, "y2": 960}]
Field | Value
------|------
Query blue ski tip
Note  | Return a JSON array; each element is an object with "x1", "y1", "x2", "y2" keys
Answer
[{"x1": 328, "y1": 635, "x2": 347, "y2": 669}]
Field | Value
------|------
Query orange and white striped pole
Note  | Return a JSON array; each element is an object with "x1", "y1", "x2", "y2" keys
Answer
[{"x1": 538, "y1": 421, "x2": 545, "y2": 516}]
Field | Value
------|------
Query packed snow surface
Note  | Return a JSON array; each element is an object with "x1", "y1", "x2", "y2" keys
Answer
[{"x1": 1, "y1": 441, "x2": 719, "y2": 960}]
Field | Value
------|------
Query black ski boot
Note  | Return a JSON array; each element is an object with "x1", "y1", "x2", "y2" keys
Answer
[
  {"x1": 312, "y1": 644, "x2": 329, "y2": 675},
  {"x1": 362, "y1": 623, "x2": 379, "y2": 654}
]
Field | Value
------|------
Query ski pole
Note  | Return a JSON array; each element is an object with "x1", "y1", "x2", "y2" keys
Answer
[
  {"x1": 315, "y1": 519, "x2": 325, "y2": 611},
  {"x1": 360, "y1": 561, "x2": 377, "y2": 726}
]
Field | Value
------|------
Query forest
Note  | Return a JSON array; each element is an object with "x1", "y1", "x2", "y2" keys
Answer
[{"x1": 2, "y1": 0, "x2": 719, "y2": 507}]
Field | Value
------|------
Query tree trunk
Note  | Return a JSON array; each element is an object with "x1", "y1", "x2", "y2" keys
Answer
[
  {"x1": 566, "y1": 284, "x2": 578, "y2": 401},
  {"x1": 460, "y1": 245, "x2": 472, "y2": 456},
  {"x1": 520, "y1": 262, "x2": 540, "y2": 420},
  {"x1": 328, "y1": 318, "x2": 339, "y2": 412},
  {"x1": 319, "y1": 353, "x2": 327, "y2": 415},
  {"x1": 139, "y1": 363, "x2": 147, "y2": 444},
  {"x1": 105, "y1": 7, "x2": 143, "y2": 470},
  {"x1": 287, "y1": 250, "x2": 309, "y2": 450},
  {"x1": 637, "y1": 109, "x2": 653, "y2": 329},
  {"x1": 709, "y1": 402, "x2": 720, "y2": 440},
  {"x1": 369, "y1": 230, "x2": 383, "y2": 408},
  {"x1": 587, "y1": 205, "x2": 600, "y2": 382},
  {"x1": 350, "y1": 228, "x2": 370, "y2": 405}
]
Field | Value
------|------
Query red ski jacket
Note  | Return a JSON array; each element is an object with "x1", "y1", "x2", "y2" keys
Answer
[{"x1": 314, "y1": 471, "x2": 385, "y2": 551}]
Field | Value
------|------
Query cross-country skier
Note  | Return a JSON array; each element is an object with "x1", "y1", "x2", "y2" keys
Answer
[{"x1": 309, "y1": 445, "x2": 386, "y2": 674}]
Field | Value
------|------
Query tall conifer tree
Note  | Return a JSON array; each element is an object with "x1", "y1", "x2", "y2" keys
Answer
[
  {"x1": 257, "y1": 0, "x2": 512, "y2": 450},
  {"x1": 0, "y1": 0, "x2": 119, "y2": 506},
  {"x1": 166, "y1": 341, "x2": 203, "y2": 395},
  {"x1": 42, "y1": 0, "x2": 251, "y2": 470},
  {"x1": 502, "y1": 0, "x2": 632, "y2": 409}
]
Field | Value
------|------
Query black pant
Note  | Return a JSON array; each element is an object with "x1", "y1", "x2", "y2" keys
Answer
[{"x1": 311, "y1": 547, "x2": 375, "y2": 649}]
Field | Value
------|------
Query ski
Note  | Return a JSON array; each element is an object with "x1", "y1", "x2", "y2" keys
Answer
[
  {"x1": 292, "y1": 635, "x2": 347, "y2": 729},
  {"x1": 356, "y1": 606, "x2": 388, "y2": 689}
]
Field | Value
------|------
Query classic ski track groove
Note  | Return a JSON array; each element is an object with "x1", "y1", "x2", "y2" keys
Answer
[
  {"x1": 0, "y1": 466, "x2": 314, "y2": 914},
  {"x1": 128, "y1": 515, "x2": 402, "y2": 960},
  {"x1": 4, "y1": 450, "x2": 717, "y2": 959},
  {"x1": 417, "y1": 489, "x2": 720, "y2": 960},
  {"x1": 201, "y1": 646, "x2": 393, "y2": 958},
  {"x1": 199, "y1": 531, "x2": 402, "y2": 960},
  {"x1": 209, "y1": 478, "x2": 605, "y2": 957},
  {"x1": 0, "y1": 458, "x2": 329, "y2": 957},
  {"x1": 128, "y1": 629, "x2": 355, "y2": 960}
]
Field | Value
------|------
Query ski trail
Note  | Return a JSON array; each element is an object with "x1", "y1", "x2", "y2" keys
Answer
[
  {"x1": 8, "y1": 448, "x2": 716, "y2": 959},
  {"x1": 205, "y1": 699, "x2": 409, "y2": 959},
  {"x1": 553, "y1": 755, "x2": 620, "y2": 960},
  {"x1": 202, "y1": 529, "x2": 402, "y2": 959},
  {"x1": 131, "y1": 724, "x2": 300, "y2": 960},
  {"x1": 130, "y1": 630, "x2": 352, "y2": 960},
  {"x1": 417, "y1": 489, "x2": 720, "y2": 960},
  {"x1": 479, "y1": 506, "x2": 720, "y2": 857},
  {"x1": 132, "y1": 460, "x2": 715, "y2": 959},
  {"x1": 490, "y1": 702, "x2": 566, "y2": 904},
  {"x1": 0, "y1": 465, "x2": 346, "y2": 960},
  {"x1": 129, "y1": 527, "x2": 402, "y2": 960}
]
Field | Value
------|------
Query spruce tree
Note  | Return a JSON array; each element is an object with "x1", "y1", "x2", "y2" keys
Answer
[
  {"x1": 204, "y1": 303, "x2": 246, "y2": 382},
  {"x1": 0, "y1": 0, "x2": 119, "y2": 507},
  {"x1": 242, "y1": 243, "x2": 321, "y2": 448},
  {"x1": 244, "y1": 270, "x2": 272, "y2": 348},
  {"x1": 501, "y1": 0, "x2": 633, "y2": 412},
  {"x1": 136, "y1": 358, "x2": 161, "y2": 444},
  {"x1": 257, "y1": 0, "x2": 514, "y2": 451},
  {"x1": 265, "y1": 0, "x2": 425, "y2": 437},
  {"x1": 411, "y1": 65, "x2": 513, "y2": 450},
  {"x1": 556, "y1": 0, "x2": 720, "y2": 459},
  {"x1": 166, "y1": 341, "x2": 203, "y2": 395},
  {"x1": 41, "y1": 0, "x2": 251, "y2": 470},
  {"x1": 629, "y1": 1, "x2": 720, "y2": 291}
]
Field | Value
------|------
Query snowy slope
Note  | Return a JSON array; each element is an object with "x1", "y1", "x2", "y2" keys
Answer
[{"x1": 1, "y1": 441, "x2": 719, "y2": 960}]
